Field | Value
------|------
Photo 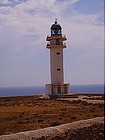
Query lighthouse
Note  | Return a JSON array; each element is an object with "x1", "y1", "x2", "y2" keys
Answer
[{"x1": 45, "y1": 19, "x2": 70, "y2": 94}]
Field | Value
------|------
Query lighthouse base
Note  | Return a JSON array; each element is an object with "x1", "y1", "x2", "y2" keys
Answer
[{"x1": 45, "y1": 83, "x2": 70, "y2": 94}]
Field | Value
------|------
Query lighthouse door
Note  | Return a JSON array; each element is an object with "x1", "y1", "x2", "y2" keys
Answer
[
  {"x1": 64, "y1": 87, "x2": 68, "y2": 94},
  {"x1": 51, "y1": 86, "x2": 54, "y2": 94},
  {"x1": 57, "y1": 87, "x2": 61, "y2": 94}
]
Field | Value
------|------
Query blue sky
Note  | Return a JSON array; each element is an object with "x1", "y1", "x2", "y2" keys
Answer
[{"x1": 0, "y1": 0, "x2": 104, "y2": 87}]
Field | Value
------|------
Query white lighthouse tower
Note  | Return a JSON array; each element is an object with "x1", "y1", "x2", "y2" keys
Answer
[{"x1": 45, "y1": 19, "x2": 70, "y2": 94}]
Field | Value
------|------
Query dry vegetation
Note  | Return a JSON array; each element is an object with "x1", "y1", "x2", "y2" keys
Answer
[{"x1": 0, "y1": 94, "x2": 104, "y2": 135}]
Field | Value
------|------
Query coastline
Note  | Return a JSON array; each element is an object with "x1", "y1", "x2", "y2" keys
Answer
[{"x1": 0, "y1": 84, "x2": 105, "y2": 97}]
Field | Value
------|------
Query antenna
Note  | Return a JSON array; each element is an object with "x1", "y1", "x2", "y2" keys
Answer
[{"x1": 55, "y1": 18, "x2": 57, "y2": 24}]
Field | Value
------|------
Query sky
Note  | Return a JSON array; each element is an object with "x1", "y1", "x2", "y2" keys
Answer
[{"x1": 0, "y1": 0, "x2": 104, "y2": 87}]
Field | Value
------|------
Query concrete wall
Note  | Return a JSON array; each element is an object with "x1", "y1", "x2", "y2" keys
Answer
[{"x1": 0, "y1": 117, "x2": 104, "y2": 140}]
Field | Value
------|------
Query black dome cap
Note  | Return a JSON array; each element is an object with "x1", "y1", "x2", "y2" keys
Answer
[{"x1": 51, "y1": 19, "x2": 62, "y2": 30}]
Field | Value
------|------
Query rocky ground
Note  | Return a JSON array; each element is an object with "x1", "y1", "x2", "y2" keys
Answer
[{"x1": 0, "y1": 94, "x2": 104, "y2": 136}]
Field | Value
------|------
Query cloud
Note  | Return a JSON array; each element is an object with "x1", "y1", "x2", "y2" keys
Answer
[
  {"x1": 0, "y1": 0, "x2": 104, "y2": 86},
  {"x1": 0, "y1": 0, "x2": 11, "y2": 5},
  {"x1": 0, "y1": 0, "x2": 104, "y2": 60}
]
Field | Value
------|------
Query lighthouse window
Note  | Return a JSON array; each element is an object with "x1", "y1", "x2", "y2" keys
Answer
[
  {"x1": 57, "y1": 68, "x2": 60, "y2": 71},
  {"x1": 56, "y1": 39, "x2": 60, "y2": 45},
  {"x1": 57, "y1": 52, "x2": 60, "y2": 55}
]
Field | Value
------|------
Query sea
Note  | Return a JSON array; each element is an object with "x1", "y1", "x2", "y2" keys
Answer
[{"x1": 0, "y1": 84, "x2": 105, "y2": 97}]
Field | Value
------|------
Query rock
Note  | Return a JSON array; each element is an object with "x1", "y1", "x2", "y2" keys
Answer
[{"x1": 37, "y1": 120, "x2": 44, "y2": 122}]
